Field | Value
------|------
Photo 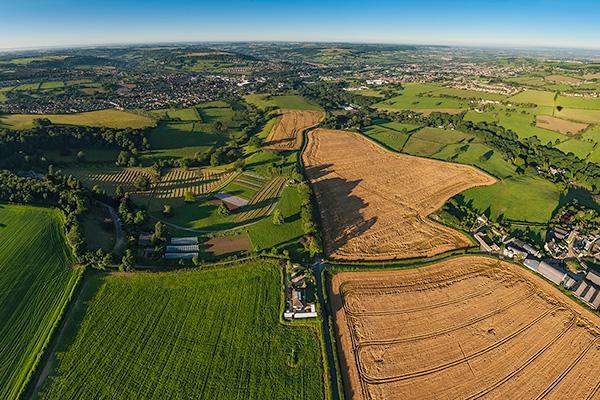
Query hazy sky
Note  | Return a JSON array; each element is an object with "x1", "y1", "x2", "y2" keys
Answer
[{"x1": 2, "y1": 0, "x2": 600, "y2": 50}]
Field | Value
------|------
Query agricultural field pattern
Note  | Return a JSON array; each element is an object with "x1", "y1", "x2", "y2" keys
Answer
[{"x1": 2, "y1": 36, "x2": 600, "y2": 400}]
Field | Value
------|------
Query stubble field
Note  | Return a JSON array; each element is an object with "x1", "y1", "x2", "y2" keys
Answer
[
  {"x1": 330, "y1": 256, "x2": 600, "y2": 400},
  {"x1": 265, "y1": 109, "x2": 324, "y2": 151},
  {"x1": 302, "y1": 129, "x2": 496, "y2": 260}
]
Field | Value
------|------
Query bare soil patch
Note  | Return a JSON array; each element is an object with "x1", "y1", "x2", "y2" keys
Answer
[
  {"x1": 265, "y1": 109, "x2": 324, "y2": 150},
  {"x1": 330, "y1": 256, "x2": 600, "y2": 400},
  {"x1": 302, "y1": 129, "x2": 496, "y2": 261},
  {"x1": 536, "y1": 115, "x2": 588, "y2": 135},
  {"x1": 204, "y1": 234, "x2": 251, "y2": 256}
]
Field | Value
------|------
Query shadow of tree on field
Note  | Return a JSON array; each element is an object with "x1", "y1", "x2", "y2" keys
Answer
[{"x1": 304, "y1": 163, "x2": 376, "y2": 257}]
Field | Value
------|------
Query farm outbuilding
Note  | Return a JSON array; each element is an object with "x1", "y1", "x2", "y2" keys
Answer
[
  {"x1": 166, "y1": 245, "x2": 200, "y2": 253},
  {"x1": 171, "y1": 237, "x2": 198, "y2": 245},
  {"x1": 164, "y1": 252, "x2": 197, "y2": 260}
]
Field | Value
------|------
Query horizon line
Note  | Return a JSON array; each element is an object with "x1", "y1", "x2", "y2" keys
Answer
[{"x1": 2, "y1": 39, "x2": 600, "y2": 56}]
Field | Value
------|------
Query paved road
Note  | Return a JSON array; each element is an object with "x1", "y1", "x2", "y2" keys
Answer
[
  {"x1": 102, "y1": 203, "x2": 125, "y2": 254},
  {"x1": 313, "y1": 259, "x2": 341, "y2": 400}
]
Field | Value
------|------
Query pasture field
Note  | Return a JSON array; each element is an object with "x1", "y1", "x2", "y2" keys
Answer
[
  {"x1": 433, "y1": 87, "x2": 508, "y2": 101},
  {"x1": 402, "y1": 127, "x2": 474, "y2": 157},
  {"x1": 375, "y1": 94, "x2": 468, "y2": 111},
  {"x1": 302, "y1": 129, "x2": 495, "y2": 261},
  {"x1": 245, "y1": 184, "x2": 307, "y2": 258},
  {"x1": 557, "y1": 95, "x2": 600, "y2": 110},
  {"x1": 38, "y1": 260, "x2": 324, "y2": 400},
  {"x1": 507, "y1": 90, "x2": 556, "y2": 107},
  {"x1": 459, "y1": 174, "x2": 561, "y2": 223},
  {"x1": 149, "y1": 106, "x2": 201, "y2": 121},
  {"x1": 330, "y1": 256, "x2": 600, "y2": 400},
  {"x1": 244, "y1": 94, "x2": 323, "y2": 111},
  {"x1": 39, "y1": 81, "x2": 65, "y2": 89},
  {"x1": 361, "y1": 124, "x2": 412, "y2": 151},
  {"x1": 535, "y1": 115, "x2": 588, "y2": 135},
  {"x1": 264, "y1": 109, "x2": 324, "y2": 151},
  {"x1": 555, "y1": 139, "x2": 597, "y2": 159},
  {"x1": 0, "y1": 109, "x2": 155, "y2": 130},
  {"x1": 431, "y1": 142, "x2": 516, "y2": 179},
  {"x1": 464, "y1": 106, "x2": 566, "y2": 144},
  {"x1": 143, "y1": 121, "x2": 226, "y2": 163},
  {"x1": 555, "y1": 107, "x2": 600, "y2": 124},
  {"x1": 545, "y1": 74, "x2": 583, "y2": 84},
  {"x1": 0, "y1": 204, "x2": 81, "y2": 400}
]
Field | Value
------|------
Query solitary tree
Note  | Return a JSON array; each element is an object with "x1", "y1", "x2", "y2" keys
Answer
[
  {"x1": 272, "y1": 209, "x2": 284, "y2": 225},
  {"x1": 119, "y1": 249, "x2": 134, "y2": 272}
]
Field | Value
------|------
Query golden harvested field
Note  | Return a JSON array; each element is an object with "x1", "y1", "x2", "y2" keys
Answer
[
  {"x1": 265, "y1": 109, "x2": 324, "y2": 150},
  {"x1": 330, "y1": 256, "x2": 600, "y2": 400},
  {"x1": 536, "y1": 115, "x2": 589, "y2": 135},
  {"x1": 302, "y1": 129, "x2": 496, "y2": 261},
  {"x1": 545, "y1": 74, "x2": 583, "y2": 84}
]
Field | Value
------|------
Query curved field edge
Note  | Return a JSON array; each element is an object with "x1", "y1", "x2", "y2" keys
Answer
[
  {"x1": 302, "y1": 129, "x2": 496, "y2": 262},
  {"x1": 0, "y1": 204, "x2": 81, "y2": 400},
  {"x1": 37, "y1": 260, "x2": 327, "y2": 400},
  {"x1": 326, "y1": 255, "x2": 600, "y2": 400}
]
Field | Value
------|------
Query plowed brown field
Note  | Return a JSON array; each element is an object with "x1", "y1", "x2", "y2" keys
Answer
[
  {"x1": 330, "y1": 256, "x2": 600, "y2": 400},
  {"x1": 302, "y1": 129, "x2": 496, "y2": 261},
  {"x1": 265, "y1": 109, "x2": 324, "y2": 150}
]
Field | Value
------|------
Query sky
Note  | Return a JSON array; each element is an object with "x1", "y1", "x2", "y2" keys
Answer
[{"x1": 2, "y1": 0, "x2": 600, "y2": 50}]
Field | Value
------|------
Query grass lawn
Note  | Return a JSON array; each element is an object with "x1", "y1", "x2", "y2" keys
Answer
[
  {"x1": 0, "y1": 109, "x2": 155, "y2": 130},
  {"x1": 459, "y1": 174, "x2": 561, "y2": 223},
  {"x1": 39, "y1": 81, "x2": 65, "y2": 90},
  {"x1": 244, "y1": 94, "x2": 323, "y2": 111},
  {"x1": 38, "y1": 260, "x2": 324, "y2": 400},
  {"x1": 0, "y1": 204, "x2": 81, "y2": 400}
]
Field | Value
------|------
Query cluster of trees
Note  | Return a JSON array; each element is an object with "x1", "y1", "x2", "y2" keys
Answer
[
  {"x1": 0, "y1": 169, "x2": 88, "y2": 255},
  {"x1": 297, "y1": 182, "x2": 322, "y2": 257},
  {"x1": 0, "y1": 123, "x2": 150, "y2": 169},
  {"x1": 551, "y1": 200, "x2": 600, "y2": 235},
  {"x1": 299, "y1": 82, "x2": 378, "y2": 110}
]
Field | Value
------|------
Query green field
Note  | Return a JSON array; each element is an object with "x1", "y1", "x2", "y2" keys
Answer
[
  {"x1": 402, "y1": 127, "x2": 474, "y2": 157},
  {"x1": 0, "y1": 204, "x2": 81, "y2": 400},
  {"x1": 431, "y1": 142, "x2": 516, "y2": 179},
  {"x1": 555, "y1": 107, "x2": 600, "y2": 124},
  {"x1": 246, "y1": 184, "x2": 306, "y2": 257},
  {"x1": 434, "y1": 87, "x2": 507, "y2": 101},
  {"x1": 361, "y1": 121, "x2": 421, "y2": 151},
  {"x1": 0, "y1": 109, "x2": 155, "y2": 130},
  {"x1": 143, "y1": 121, "x2": 225, "y2": 163},
  {"x1": 39, "y1": 260, "x2": 324, "y2": 400},
  {"x1": 555, "y1": 139, "x2": 596, "y2": 159},
  {"x1": 507, "y1": 90, "x2": 556, "y2": 107},
  {"x1": 244, "y1": 94, "x2": 323, "y2": 111},
  {"x1": 557, "y1": 95, "x2": 600, "y2": 110},
  {"x1": 464, "y1": 106, "x2": 566, "y2": 144},
  {"x1": 459, "y1": 174, "x2": 561, "y2": 222}
]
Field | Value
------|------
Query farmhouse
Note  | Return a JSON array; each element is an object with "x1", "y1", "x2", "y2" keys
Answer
[
  {"x1": 213, "y1": 192, "x2": 248, "y2": 211},
  {"x1": 573, "y1": 270, "x2": 600, "y2": 310}
]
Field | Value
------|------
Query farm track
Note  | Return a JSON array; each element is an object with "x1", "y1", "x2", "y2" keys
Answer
[{"x1": 329, "y1": 256, "x2": 600, "y2": 400}]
